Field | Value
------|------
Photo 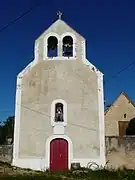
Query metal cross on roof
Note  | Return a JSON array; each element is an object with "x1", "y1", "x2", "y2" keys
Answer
[{"x1": 57, "y1": 11, "x2": 63, "y2": 20}]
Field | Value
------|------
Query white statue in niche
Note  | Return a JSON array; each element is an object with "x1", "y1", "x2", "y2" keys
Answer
[{"x1": 55, "y1": 103, "x2": 64, "y2": 122}]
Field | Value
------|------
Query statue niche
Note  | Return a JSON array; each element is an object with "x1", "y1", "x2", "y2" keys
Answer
[{"x1": 55, "y1": 103, "x2": 64, "y2": 122}]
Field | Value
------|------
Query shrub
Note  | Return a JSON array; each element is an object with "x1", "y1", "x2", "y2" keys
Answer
[{"x1": 1, "y1": 168, "x2": 135, "y2": 179}]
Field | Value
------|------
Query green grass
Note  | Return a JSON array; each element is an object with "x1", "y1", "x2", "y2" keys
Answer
[{"x1": 1, "y1": 168, "x2": 135, "y2": 180}]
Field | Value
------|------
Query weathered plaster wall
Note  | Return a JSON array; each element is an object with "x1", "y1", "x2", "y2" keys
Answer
[
  {"x1": 19, "y1": 60, "x2": 100, "y2": 159},
  {"x1": 106, "y1": 136, "x2": 135, "y2": 169}
]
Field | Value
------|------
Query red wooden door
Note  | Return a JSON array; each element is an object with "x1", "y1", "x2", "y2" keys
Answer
[{"x1": 50, "y1": 138, "x2": 68, "y2": 171}]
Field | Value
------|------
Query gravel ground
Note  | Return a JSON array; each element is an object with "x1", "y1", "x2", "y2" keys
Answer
[{"x1": 0, "y1": 161, "x2": 40, "y2": 175}]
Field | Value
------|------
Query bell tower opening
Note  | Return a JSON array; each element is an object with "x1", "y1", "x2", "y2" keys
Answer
[
  {"x1": 62, "y1": 36, "x2": 73, "y2": 57},
  {"x1": 47, "y1": 36, "x2": 58, "y2": 57}
]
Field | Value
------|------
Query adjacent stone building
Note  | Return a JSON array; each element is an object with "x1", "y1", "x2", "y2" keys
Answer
[
  {"x1": 104, "y1": 92, "x2": 135, "y2": 169},
  {"x1": 12, "y1": 14, "x2": 105, "y2": 171},
  {"x1": 105, "y1": 92, "x2": 135, "y2": 137}
]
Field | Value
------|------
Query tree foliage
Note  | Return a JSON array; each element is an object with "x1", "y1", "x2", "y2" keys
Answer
[
  {"x1": 126, "y1": 117, "x2": 135, "y2": 135},
  {"x1": 0, "y1": 116, "x2": 14, "y2": 144}
]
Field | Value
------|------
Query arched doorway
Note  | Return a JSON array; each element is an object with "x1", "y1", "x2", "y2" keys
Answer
[{"x1": 50, "y1": 138, "x2": 68, "y2": 171}]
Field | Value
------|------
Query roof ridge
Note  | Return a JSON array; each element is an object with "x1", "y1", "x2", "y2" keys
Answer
[{"x1": 104, "y1": 91, "x2": 135, "y2": 115}]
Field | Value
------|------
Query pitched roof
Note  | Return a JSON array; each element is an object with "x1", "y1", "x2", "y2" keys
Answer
[
  {"x1": 36, "y1": 19, "x2": 85, "y2": 41},
  {"x1": 104, "y1": 91, "x2": 135, "y2": 115}
]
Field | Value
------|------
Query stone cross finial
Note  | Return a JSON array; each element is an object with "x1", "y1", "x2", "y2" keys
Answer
[{"x1": 57, "y1": 11, "x2": 63, "y2": 20}]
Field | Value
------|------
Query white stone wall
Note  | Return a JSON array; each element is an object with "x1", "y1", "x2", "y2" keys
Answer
[{"x1": 12, "y1": 19, "x2": 105, "y2": 170}]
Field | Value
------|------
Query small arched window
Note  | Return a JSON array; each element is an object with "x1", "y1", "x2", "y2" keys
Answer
[
  {"x1": 47, "y1": 36, "x2": 58, "y2": 57},
  {"x1": 55, "y1": 103, "x2": 64, "y2": 122},
  {"x1": 124, "y1": 113, "x2": 127, "y2": 118},
  {"x1": 62, "y1": 36, "x2": 73, "y2": 57}
]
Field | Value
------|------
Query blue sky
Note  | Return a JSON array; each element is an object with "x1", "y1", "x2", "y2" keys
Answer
[{"x1": 0, "y1": 0, "x2": 135, "y2": 121}]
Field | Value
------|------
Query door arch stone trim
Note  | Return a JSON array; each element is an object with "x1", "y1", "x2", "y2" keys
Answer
[{"x1": 46, "y1": 135, "x2": 73, "y2": 170}]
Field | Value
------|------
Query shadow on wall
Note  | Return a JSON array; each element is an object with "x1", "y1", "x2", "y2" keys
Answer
[
  {"x1": 126, "y1": 118, "x2": 135, "y2": 135},
  {"x1": 119, "y1": 117, "x2": 135, "y2": 137}
]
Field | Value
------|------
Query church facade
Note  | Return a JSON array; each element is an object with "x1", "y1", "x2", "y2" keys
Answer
[{"x1": 12, "y1": 14, "x2": 105, "y2": 171}]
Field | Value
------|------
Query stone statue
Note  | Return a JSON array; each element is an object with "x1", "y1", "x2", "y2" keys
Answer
[{"x1": 55, "y1": 104, "x2": 64, "y2": 122}]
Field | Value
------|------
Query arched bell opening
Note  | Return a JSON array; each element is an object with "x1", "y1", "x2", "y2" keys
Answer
[
  {"x1": 47, "y1": 36, "x2": 58, "y2": 57},
  {"x1": 62, "y1": 36, "x2": 73, "y2": 57}
]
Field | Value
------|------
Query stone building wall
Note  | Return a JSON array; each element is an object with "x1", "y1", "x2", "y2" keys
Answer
[
  {"x1": 106, "y1": 136, "x2": 135, "y2": 169},
  {"x1": 105, "y1": 92, "x2": 135, "y2": 136},
  {"x1": 2, "y1": 137, "x2": 135, "y2": 170},
  {"x1": 0, "y1": 145, "x2": 12, "y2": 163}
]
